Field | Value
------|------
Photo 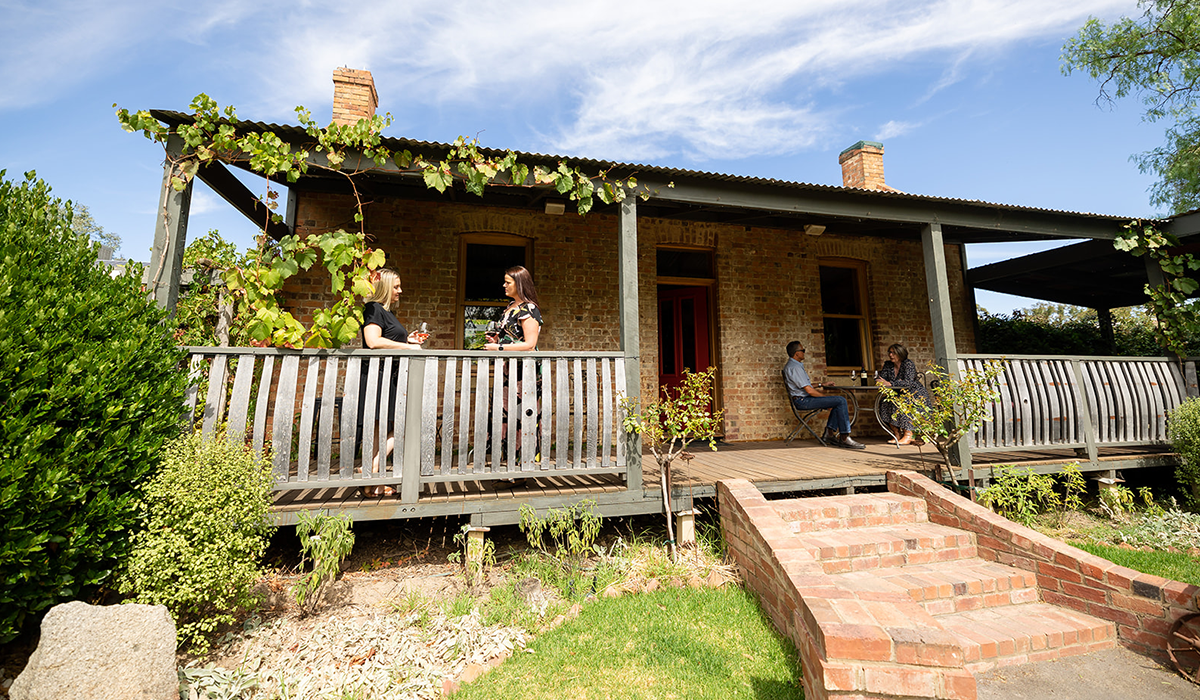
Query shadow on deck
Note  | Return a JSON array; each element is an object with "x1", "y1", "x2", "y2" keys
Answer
[{"x1": 269, "y1": 438, "x2": 1177, "y2": 526}]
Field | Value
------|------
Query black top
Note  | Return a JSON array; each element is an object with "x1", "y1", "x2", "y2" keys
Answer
[
  {"x1": 361, "y1": 302, "x2": 408, "y2": 346},
  {"x1": 498, "y1": 301, "x2": 543, "y2": 348}
]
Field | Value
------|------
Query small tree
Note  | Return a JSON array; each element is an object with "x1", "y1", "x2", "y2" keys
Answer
[
  {"x1": 879, "y1": 360, "x2": 1005, "y2": 487},
  {"x1": 620, "y1": 367, "x2": 723, "y2": 560}
]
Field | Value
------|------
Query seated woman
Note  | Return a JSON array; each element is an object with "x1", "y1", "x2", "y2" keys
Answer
[
  {"x1": 483, "y1": 266, "x2": 543, "y2": 468},
  {"x1": 876, "y1": 342, "x2": 932, "y2": 446},
  {"x1": 356, "y1": 268, "x2": 427, "y2": 497}
]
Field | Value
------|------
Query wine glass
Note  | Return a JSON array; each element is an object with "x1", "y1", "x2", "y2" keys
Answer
[{"x1": 849, "y1": 369, "x2": 858, "y2": 383}]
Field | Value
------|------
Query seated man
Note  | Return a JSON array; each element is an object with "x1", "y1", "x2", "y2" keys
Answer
[{"x1": 783, "y1": 340, "x2": 865, "y2": 449}]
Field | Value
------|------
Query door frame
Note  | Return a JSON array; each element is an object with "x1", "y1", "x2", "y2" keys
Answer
[{"x1": 656, "y1": 245, "x2": 722, "y2": 429}]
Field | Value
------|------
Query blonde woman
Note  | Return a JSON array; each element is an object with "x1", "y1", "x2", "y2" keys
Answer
[{"x1": 356, "y1": 268, "x2": 427, "y2": 497}]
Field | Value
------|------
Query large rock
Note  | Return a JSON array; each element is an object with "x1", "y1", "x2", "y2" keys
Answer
[{"x1": 10, "y1": 601, "x2": 177, "y2": 700}]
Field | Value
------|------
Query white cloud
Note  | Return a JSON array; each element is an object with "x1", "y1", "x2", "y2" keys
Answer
[
  {"x1": 188, "y1": 188, "x2": 219, "y2": 216},
  {"x1": 875, "y1": 120, "x2": 920, "y2": 141},
  {"x1": 243, "y1": 0, "x2": 1130, "y2": 161},
  {"x1": 1, "y1": 0, "x2": 1136, "y2": 161}
]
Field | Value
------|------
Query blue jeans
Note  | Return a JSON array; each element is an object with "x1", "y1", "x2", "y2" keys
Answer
[{"x1": 791, "y1": 395, "x2": 852, "y2": 435}]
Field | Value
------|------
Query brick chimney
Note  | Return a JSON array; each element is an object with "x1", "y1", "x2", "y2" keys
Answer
[
  {"x1": 838, "y1": 140, "x2": 893, "y2": 191},
  {"x1": 331, "y1": 68, "x2": 379, "y2": 126}
]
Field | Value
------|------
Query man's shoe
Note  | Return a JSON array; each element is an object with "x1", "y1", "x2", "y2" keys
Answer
[
  {"x1": 839, "y1": 435, "x2": 866, "y2": 450},
  {"x1": 822, "y1": 427, "x2": 838, "y2": 443}
]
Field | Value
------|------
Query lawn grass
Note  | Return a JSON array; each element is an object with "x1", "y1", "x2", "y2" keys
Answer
[
  {"x1": 1075, "y1": 541, "x2": 1200, "y2": 586},
  {"x1": 454, "y1": 585, "x2": 803, "y2": 700}
]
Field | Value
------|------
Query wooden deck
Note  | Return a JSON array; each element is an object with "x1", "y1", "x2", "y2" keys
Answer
[{"x1": 269, "y1": 437, "x2": 1177, "y2": 526}]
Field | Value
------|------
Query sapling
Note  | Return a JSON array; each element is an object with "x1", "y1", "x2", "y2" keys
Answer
[
  {"x1": 620, "y1": 367, "x2": 723, "y2": 560},
  {"x1": 879, "y1": 360, "x2": 1004, "y2": 487}
]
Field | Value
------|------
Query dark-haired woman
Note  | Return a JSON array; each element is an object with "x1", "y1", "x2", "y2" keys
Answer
[
  {"x1": 483, "y1": 266, "x2": 543, "y2": 471},
  {"x1": 876, "y1": 342, "x2": 931, "y2": 446}
]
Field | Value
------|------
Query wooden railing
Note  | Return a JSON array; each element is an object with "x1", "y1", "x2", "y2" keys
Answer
[
  {"x1": 184, "y1": 347, "x2": 630, "y2": 501},
  {"x1": 955, "y1": 354, "x2": 1194, "y2": 455}
]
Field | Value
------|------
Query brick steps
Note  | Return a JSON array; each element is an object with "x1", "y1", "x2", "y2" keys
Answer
[
  {"x1": 775, "y1": 493, "x2": 926, "y2": 531},
  {"x1": 791, "y1": 522, "x2": 978, "y2": 574},
  {"x1": 939, "y1": 602, "x2": 1116, "y2": 674},
  {"x1": 774, "y1": 490, "x2": 1118, "y2": 689},
  {"x1": 829, "y1": 559, "x2": 1039, "y2": 615}
]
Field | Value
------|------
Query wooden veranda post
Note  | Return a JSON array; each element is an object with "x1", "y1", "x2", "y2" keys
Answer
[
  {"x1": 619, "y1": 196, "x2": 642, "y2": 489},
  {"x1": 921, "y1": 222, "x2": 972, "y2": 476},
  {"x1": 148, "y1": 135, "x2": 192, "y2": 314}
]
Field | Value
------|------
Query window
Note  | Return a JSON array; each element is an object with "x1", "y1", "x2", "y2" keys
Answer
[
  {"x1": 457, "y1": 234, "x2": 533, "y2": 349},
  {"x1": 819, "y1": 260, "x2": 872, "y2": 374}
]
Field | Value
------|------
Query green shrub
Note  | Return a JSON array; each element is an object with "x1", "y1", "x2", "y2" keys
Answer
[
  {"x1": 0, "y1": 171, "x2": 188, "y2": 643},
  {"x1": 292, "y1": 510, "x2": 355, "y2": 615},
  {"x1": 1168, "y1": 396, "x2": 1200, "y2": 509},
  {"x1": 118, "y1": 429, "x2": 274, "y2": 652},
  {"x1": 978, "y1": 465, "x2": 1060, "y2": 526}
]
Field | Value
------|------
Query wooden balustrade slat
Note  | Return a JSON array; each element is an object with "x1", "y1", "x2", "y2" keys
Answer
[
  {"x1": 473, "y1": 358, "x2": 489, "y2": 473},
  {"x1": 226, "y1": 355, "x2": 256, "y2": 445},
  {"x1": 253, "y1": 356, "x2": 274, "y2": 457},
  {"x1": 1186, "y1": 361, "x2": 1199, "y2": 399},
  {"x1": 1011, "y1": 360, "x2": 1032, "y2": 445},
  {"x1": 361, "y1": 358, "x2": 380, "y2": 476},
  {"x1": 614, "y1": 359, "x2": 627, "y2": 467},
  {"x1": 992, "y1": 360, "x2": 1011, "y2": 448},
  {"x1": 1149, "y1": 362, "x2": 1169, "y2": 440},
  {"x1": 396, "y1": 357, "x2": 415, "y2": 480},
  {"x1": 296, "y1": 356, "x2": 320, "y2": 480},
  {"x1": 340, "y1": 358, "x2": 361, "y2": 477},
  {"x1": 573, "y1": 359, "x2": 584, "y2": 469},
  {"x1": 201, "y1": 354, "x2": 228, "y2": 436},
  {"x1": 184, "y1": 355, "x2": 203, "y2": 421},
  {"x1": 586, "y1": 358, "x2": 598, "y2": 468},
  {"x1": 1057, "y1": 361, "x2": 1078, "y2": 444},
  {"x1": 317, "y1": 357, "x2": 337, "y2": 480},
  {"x1": 1087, "y1": 362, "x2": 1106, "y2": 442},
  {"x1": 377, "y1": 357, "x2": 393, "y2": 476},
  {"x1": 440, "y1": 357, "x2": 457, "y2": 475},
  {"x1": 601, "y1": 358, "x2": 613, "y2": 466},
  {"x1": 541, "y1": 359, "x2": 553, "y2": 470},
  {"x1": 1136, "y1": 363, "x2": 1154, "y2": 441},
  {"x1": 457, "y1": 359, "x2": 471, "y2": 472},
  {"x1": 968, "y1": 360, "x2": 990, "y2": 448},
  {"x1": 556, "y1": 358, "x2": 569, "y2": 469},
  {"x1": 491, "y1": 359, "x2": 503, "y2": 470},
  {"x1": 521, "y1": 357, "x2": 537, "y2": 471},
  {"x1": 271, "y1": 355, "x2": 300, "y2": 484},
  {"x1": 421, "y1": 358, "x2": 438, "y2": 476},
  {"x1": 506, "y1": 358, "x2": 518, "y2": 471}
]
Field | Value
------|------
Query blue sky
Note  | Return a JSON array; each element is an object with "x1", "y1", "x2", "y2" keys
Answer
[{"x1": 0, "y1": 0, "x2": 1163, "y2": 313}]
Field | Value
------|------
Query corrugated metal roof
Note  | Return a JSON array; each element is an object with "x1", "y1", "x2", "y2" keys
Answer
[{"x1": 151, "y1": 109, "x2": 1139, "y2": 224}]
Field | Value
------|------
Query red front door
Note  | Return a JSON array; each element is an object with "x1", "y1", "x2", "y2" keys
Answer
[{"x1": 657, "y1": 286, "x2": 711, "y2": 395}]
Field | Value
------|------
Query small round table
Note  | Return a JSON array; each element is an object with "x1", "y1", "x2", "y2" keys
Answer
[{"x1": 822, "y1": 384, "x2": 899, "y2": 442}]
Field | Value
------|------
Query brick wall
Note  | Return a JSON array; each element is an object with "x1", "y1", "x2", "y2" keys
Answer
[
  {"x1": 888, "y1": 470, "x2": 1200, "y2": 659},
  {"x1": 283, "y1": 192, "x2": 977, "y2": 442}
]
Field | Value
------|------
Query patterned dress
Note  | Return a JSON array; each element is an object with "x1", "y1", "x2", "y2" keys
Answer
[
  {"x1": 878, "y1": 358, "x2": 932, "y2": 434},
  {"x1": 496, "y1": 301, "x2": 544, "y2": 461}
]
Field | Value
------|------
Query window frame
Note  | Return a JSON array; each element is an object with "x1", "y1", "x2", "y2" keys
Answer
[
  {"x1": 817, "y1": 257, "x2": 873, "y2": 376},
  {"x1": 455, "y1": 233, "x2": 534, "y2": 349}
]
